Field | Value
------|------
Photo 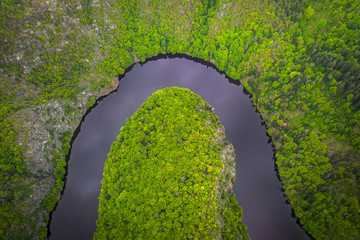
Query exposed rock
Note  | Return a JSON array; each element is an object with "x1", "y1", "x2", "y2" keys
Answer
[
  {"x1": 12, "y1": 90, "x2": 96, "y2": 238},
  {"x1": 19, "y1": 90, "x2": 94, "y2": 177},
  {"x1": 24, "y1": 176, "x2": 55, "y2": 217}
]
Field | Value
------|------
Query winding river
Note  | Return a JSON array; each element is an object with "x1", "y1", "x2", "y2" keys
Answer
[{"x1": 49, "y1": 56, "x2": 310, "y2": 240}]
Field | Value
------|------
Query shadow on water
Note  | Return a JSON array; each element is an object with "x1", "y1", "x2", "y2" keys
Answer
[{"x1": 48, "y1": 54, "x2": 311, "y2": 240}]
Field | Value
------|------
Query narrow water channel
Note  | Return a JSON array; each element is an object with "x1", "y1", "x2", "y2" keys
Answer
[{"x1": 49, "y1": 56, "x2": 309, "y2": 240}]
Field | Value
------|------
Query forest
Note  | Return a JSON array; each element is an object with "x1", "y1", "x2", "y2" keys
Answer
[
  {"x1": 0, "y1": 0, "x2": 359, "y2": 239},
  {"x1": 95, "y1": 87, "x2": 247, "y2": 239}
]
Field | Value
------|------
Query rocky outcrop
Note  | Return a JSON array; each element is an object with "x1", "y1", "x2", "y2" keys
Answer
[{"x1": 13, "y1": 90, "x2": 96, "y2": 238}]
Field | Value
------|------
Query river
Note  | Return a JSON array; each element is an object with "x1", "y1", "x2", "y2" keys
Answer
[{"x1": 49, "y1": 56, "x2": 310, "y2": 240}]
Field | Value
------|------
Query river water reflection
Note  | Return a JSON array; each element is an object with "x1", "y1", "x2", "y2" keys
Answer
[{"x1": 49, "y1": 57, "x2": 309, "y2": 240}]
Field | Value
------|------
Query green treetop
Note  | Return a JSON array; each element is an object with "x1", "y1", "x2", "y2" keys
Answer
[{"x1": 94, "y1": 87, "x2": 247, "y2": 240}]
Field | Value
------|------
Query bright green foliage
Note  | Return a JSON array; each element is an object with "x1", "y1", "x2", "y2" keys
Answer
[
  {"x1": 0, "y1": 118, "x2": 31, "y2": 240},
  {"x1": 95, "y1": 87, "x2": 247, "y2": 239},
  {"x1": 1, "y1": 0, "x2": 360, "y2": 239}
]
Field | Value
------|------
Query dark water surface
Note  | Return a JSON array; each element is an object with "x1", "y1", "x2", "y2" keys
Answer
[{"x1": 49, "y1": 57, "x2": 309, "y2": 240}]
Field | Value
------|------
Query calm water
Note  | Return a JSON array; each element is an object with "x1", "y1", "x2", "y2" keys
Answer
[{"x1": 49, "y1": 57, "x2": 309, "y2": 240}]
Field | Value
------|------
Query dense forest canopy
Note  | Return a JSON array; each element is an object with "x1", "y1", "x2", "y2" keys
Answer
[
  {"x1": 0, "y1": 0, "x2": 359, "y2": 239},
  {"x1": 95, "y1": 87, "x2": 247, "y2": 239}
]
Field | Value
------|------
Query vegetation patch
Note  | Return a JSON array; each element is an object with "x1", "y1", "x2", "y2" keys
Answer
[
  {"x1": 94, "y1": 87, "x2": 248, "y2": 239},
  {"x1": 0, "y1": 0, "x2": 359, "y2": 239}
]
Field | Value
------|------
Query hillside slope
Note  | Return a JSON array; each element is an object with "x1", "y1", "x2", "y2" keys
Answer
[
  {"x1": 0, "y1": 0, "x2": 359, "y2": 239},
  {"x1": 94, "y1": 87, "x2": 248, "y2": 239}
]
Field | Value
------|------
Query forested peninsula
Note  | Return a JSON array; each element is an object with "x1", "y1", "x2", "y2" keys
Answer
[
  {"x1": 1, "y1": 0, "x2": 359, "y2": 239},
  {"x1": 95, "y1": 87, "x2": 247, "y2": 239}
]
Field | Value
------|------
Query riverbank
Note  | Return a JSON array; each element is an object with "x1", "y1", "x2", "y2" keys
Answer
[{"x1": 1, "y1": 1, "x2": 359, "y2": 239}]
